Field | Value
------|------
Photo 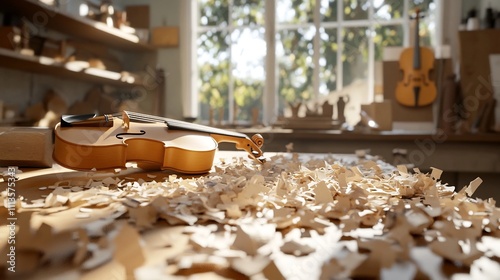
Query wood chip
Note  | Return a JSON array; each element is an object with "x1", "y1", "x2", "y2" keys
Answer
[
  {"x1": 75, "y1": 213, "x2": 91, "y2": 219},
  {"x1": 280, "y1": 239, "x2": 315, "y2": 256},
  {"x1": 6, "y1": 152, "x2": 498, "y2": 279},
  {"x1": 465, "y1": 177, "x2": 483, "y2": 197}
]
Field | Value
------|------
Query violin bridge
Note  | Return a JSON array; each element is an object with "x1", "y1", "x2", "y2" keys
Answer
[{"x1": 122, "y1": 111, "x2": 131, "y2": 129}]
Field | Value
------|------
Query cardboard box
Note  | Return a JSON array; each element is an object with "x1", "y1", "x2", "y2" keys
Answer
[
  {"x1": 126, "y1": 5, "x2": 150, "y2": 29},
  {"x1": 361, "y1": 101, "x2": 393, "y2": 131},
  {"x1": 151, "y1": 27, "x2": 179, "y2": 48}
]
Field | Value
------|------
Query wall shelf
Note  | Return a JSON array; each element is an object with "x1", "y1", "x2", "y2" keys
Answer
[
  {"x1": 0, "y1": 0, "x2": 156, "y2": 88},
  {"x1": 0, "y1": 0, "x2": 156, "y2": 52},
  {"x1": 0, "y1": 48, "x2": 142, "y2": 87}
]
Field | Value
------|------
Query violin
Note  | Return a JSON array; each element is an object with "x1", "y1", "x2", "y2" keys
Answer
[
  {"x1": 395, "y1": 9, "x2": 437, "y2": 107},
  {"x1": 53, "y1": 111, "x2": 265, "y2": 174}
]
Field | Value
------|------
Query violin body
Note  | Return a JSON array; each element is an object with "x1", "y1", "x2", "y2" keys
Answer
[
  {"x1": 395, "y1": 9, "x2": 437, "y2": 107},
  {"x1": 396, "y1": 46, "x2": 436, "y2": 107},
  {"x1": 53, "y1": 111, "x2": 264, "y2": 174}
]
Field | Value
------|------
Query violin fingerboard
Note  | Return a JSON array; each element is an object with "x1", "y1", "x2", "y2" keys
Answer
[{"x1": 165, "y1": 119, "x2": 248, "y2": 139}]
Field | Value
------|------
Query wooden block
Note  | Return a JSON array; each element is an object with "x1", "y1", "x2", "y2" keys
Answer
[
  {"x1": 0, "y1": 127, "x2": 53, "y2": 167},
  {"x1": 44, "y1": 90, "x2": 68, "y2": 115},
  {"x1": 24, "y1": 102, "x2": 46, "y2": 122},
  {"x1": 361, "y1": 101, "x2": 393, "y2": 131},
  {"x1": 0, "y1": 26, "x2": 21, "y2": 50},
  {"x1": 151, "y1": 27, "x2": 179, "y2": 48},
  {"x1": 126, "y1": 5, "x2": 150, "y2": 29}
]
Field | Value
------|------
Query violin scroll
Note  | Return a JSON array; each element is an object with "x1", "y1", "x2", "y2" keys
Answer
[
  {"x1": 240, "y1": 134, "x2": 265, "y2": 163},
  {"x1": 251, "y1": 134, "x2": 264, "y2": 148},
  {"x1": 210, "y1": 133, "x2": 265, "y2": 163}
]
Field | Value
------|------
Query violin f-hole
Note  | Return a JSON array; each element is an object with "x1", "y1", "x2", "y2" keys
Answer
[
  {"x1": 403, "y1": 73, "x2": 413, "y2": 87},
  {"x1": 116, "y1": 130, "x2": 146, "y2": 139}
]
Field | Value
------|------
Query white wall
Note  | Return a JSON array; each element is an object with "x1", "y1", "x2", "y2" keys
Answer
[
  {"x1": 480, "y1": 0, "x2": 500, "y2": 18},
  {"x1": 120, "y1": 0, "x2": 183, "y2": 119},
  {"x1": 0, "y1": 67, "x2": 90, "y2": 118},
  {"x1": 462, "y1": 0, "x2": 500, "y2": 21}
]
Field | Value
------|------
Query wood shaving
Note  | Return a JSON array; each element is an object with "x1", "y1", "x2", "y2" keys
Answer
[
  {"x1": 280, "y1": 239, "x2": 315, "y2": 256},
  {"x1": 465, "y1": 177, "x2": 483, "y2": 197},
  {"x1": 1, "y1": 152, "x2": 498, "y2": 279},
  {"x1": 75, "y1": 213, "x2": 91, "y2": 219}
]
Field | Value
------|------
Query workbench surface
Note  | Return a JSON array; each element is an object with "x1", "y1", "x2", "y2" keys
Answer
[{"x1": 0, "y1": 151, "x2": 499, "y2": 279}]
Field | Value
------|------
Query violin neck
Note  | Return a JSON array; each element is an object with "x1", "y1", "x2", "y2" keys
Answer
[
  {"x1": 413, "y1": 10, "x2": 421, "y2": 70},
  {"x1": 166, "y1": 118, "x2": 249, "y2": 139}
]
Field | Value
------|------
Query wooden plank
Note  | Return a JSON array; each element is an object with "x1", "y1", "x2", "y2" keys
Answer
[
  {"x1": 458, "y1": 30, "x2": 500, "y2": 131},
  {"x1": 0, "y1": 127, "x2": 53, "y2": 167}
]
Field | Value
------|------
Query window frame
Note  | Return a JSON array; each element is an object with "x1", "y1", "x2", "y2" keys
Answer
[{"x1": 186, "y1": 0, "x2": 446, "y2": 124}]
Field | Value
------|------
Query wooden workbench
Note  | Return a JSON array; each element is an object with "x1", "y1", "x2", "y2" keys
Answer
[
  {"x1": 0, "y1": 151, "x2": 499, "y2": 279},
  {"x1": 231, "y1": 128, "x2": 500, "y2": 201}
]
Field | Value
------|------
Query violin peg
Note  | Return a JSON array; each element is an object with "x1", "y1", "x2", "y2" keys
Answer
[{"x1": 251, "y1": 134, "x2": 264, "y2": 148}]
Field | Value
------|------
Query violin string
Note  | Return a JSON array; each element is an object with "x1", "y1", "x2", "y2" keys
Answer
[
  {"x1": 128, "y1": 115, "x2": 161, "y2": 123},
  {"x1": 122, "y1": 111, "x2": 255, "y2": 144},
  {"x1": 127, "y1": 112, "x2": 166, "y2": 123},
  {"x1": 125, "y1": 112, "x2": 165, "y2": 123}
]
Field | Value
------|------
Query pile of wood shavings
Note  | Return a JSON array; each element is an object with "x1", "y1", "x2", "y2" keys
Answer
[{"x1": 1, "y1": 153, "x2": 500, "y2": 279}]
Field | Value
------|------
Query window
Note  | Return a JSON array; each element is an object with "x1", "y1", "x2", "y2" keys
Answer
[{"x1": 194, "y1": 0, "x2": 437, "y2": 125}]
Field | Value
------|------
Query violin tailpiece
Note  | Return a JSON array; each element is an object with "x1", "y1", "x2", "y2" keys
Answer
[{"x1": 60, "y1": 113, "x2": 114, "y2": 127}]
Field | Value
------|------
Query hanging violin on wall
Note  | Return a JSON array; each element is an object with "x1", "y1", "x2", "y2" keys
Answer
[
  {"x1": 53, "y1": 111, "x2": 265, "y2": 174},
  {"x1": 395, "y1": 8, "x2": 437, "y2": 107}
]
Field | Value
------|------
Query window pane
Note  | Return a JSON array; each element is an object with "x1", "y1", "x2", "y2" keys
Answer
[
  {"x1": 231, "y1": 28, "x2": 265, "y2": 122},
  {"x1": 374, "y1": 0, "x2": 404, "y2": 20},
  {"x1": 277, "y1": 28, "x2": 315, "y2": 116},
  {"x1": 410, "y1": 0, "x2": 436, "y2": 47},
  {"x1": 343, "y1": 0, "x2": 369, "y2": 20},
  {"x1": 199, "y1": 0, "x2": 229, "y2": 26},
  {"x1": 277, "y1": 0, "x2": 314, "y2": 24},
  {"x1": 374, "y1": 24, "x2": 404, "y2": 61},
  {"x1": 232, "y1": 0, "x2": 265, "y2": 27},
  {"x1": 342, "y1": 27, "x2": 368, "y2": 84},
  {"x1": 319, "y1": 28, "x2": 338, "y2": 95},
  {"x1": 374, "y1": 24, "x2": 403, "y2": 99},
  {"x1": 342, "y1": 27, "x2": 369, "y2": 124},
  {"x1": 410, "y1": 0, "x2": 434, "y2": 15},
  {"x1": 321, "y1": 0, "x2": 337, "y2": 22},
  {"x1": 198, "y1": 31, "x2": 230, "y2": 122}
]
